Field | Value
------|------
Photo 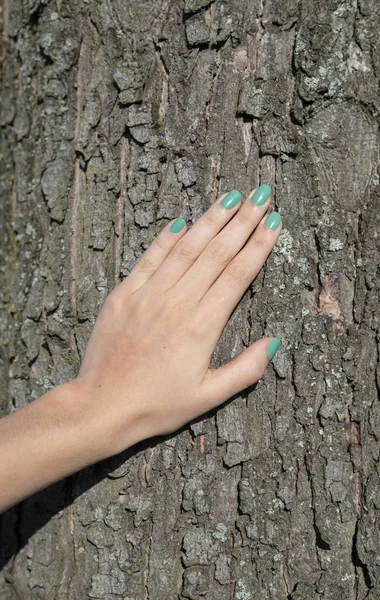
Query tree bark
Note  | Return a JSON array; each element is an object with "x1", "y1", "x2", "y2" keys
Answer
[{"x1": 1, "y1": 0, "x2": 380, "y2": 598}]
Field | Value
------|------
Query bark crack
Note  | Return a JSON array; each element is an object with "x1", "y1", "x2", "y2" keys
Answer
[
  {"x1": 211, "y1": 131, "x2": 225, "y2": 203},
  {"x1": 143, "y1": 517, "x2": 153, "y2": 600},
  {"x1": 203, "y1": 48, "x2": 221, "y2": 140},
  {"x1": 114, "y1": 136, "x2": 129, "y2": 286},
  {"x1": 352, "y1": 520, "x2": 373, "y2": 594},
  {"x1": 1, "y1": 0, "x2": 8, "y2": 70},
  {"x1": 70, "y1": 38, "x2": 85, "y2": 317}
]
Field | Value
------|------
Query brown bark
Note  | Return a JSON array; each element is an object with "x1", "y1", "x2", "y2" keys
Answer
[{"x1": 1, "y1": 0, "x2": 380, "y2": 598}]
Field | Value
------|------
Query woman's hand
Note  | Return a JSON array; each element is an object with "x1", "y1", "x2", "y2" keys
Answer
[
  {"x1": 0, "y1": 184, "x2": 283, "y2": 513},
  {"x1": 77, "y1": 184, "x2": 283, "y2": 456}
]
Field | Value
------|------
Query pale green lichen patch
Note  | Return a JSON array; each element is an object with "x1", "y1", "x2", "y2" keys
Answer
[
  {"x1": 303, "y1": 76, "x2": 320, "y2": 91},
  {"x1": 236, "y1": 580, "x2": 252, "y2": 600},
  {"x1": 212, "y1": 523, "x2": 228, "y2": 542},
  {"x1": 297, "y1": 257, "x2": 309, "y2": 274},
  {"x1": 319, "y1": 65, "x2": 332, "y2": 77},
  {"x1": 35, "y1": 375, "x2": 55, "y2": 391},
  {"x1": 329, "y1": 238, "x2": 344, "y2": 251},
  {"x1": 273, "y1": 228, "x2": 293, "y2": 264}
]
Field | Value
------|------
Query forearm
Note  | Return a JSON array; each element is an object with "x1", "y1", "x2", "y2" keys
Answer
[{"x1": 0, "y1": 381, "x2": 113, "y2": 514}]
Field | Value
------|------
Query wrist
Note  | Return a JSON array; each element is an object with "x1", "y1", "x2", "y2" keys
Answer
[
  {"x1": 35, "y1": 379, "x2": 111, "y2": 467},
  {"x1": 53, "y1": 378, "x2": 112, "y2": 464},
  {"x1": 66, "y1": 376, "x2": 147, "y2": 460}
]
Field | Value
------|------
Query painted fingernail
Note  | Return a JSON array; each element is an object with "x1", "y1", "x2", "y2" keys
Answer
[
  {"x1": 267, "y1": 338, "x2": 281, "y2": 361},
  {"x1": 264, "y1": 211, "x2": 281, "y2": 230},
  {"x1": 250, "y1": 184, "x2": 271, "y2": 206},
  {"x1": 170, "y1": 218, "x2": 186, "y2": 233},
  {"x1": 221, "y1": 189, "x2": 242, "y2": 209}
]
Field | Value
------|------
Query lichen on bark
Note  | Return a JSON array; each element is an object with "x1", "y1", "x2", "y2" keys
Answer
[{"x1": 1, "y1": 0, "x2": 380, "y2": 598}]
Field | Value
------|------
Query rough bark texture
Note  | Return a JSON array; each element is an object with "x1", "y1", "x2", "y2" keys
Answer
[{"x1": 1, "y1": 0, "x2": 380, "y2": 598}]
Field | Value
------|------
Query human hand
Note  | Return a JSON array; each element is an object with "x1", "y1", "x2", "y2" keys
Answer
[
  {"x1": 0, "y1": 185, "x2": 283, "y2": 514},
  {"x1": 76, "y1": 185, "x2": 283, "y2": 457}
]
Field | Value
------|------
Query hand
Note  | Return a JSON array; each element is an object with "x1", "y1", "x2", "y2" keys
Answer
[
  {"x1": 0, "y1": 184, "x2": 282, "y2": 513},
  {"x1": 77, "y1": 184, "x2": 283, "y2": 456}
]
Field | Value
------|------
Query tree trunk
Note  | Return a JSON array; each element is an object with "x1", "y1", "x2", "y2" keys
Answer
[{"x1": 1, "y1": 0, "x2": 379, "y2": 598}]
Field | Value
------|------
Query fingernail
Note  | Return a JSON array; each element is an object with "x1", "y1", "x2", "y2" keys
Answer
[
  {"x1": 250, "y1": 184, "x2": 271, "y2": 206},
  {"x1": 264, "y1": 211, "x2": 281, "y2": 230},
  {"x1": 267, "y1": 338, "x2": 281, "y2": 361},
  {"x1": 221, "y1": 189, "x2": 242, "y2": 209},
  {"x1": 170, "y1": 218, "x2": 186, "y2": 233}
]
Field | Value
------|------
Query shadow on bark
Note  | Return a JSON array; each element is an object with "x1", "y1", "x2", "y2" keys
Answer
[{"x1": 0, "y1": 395, "x2": 238, "y2": 574}]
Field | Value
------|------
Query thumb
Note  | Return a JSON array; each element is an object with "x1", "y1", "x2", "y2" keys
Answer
[{"x1": 199, "y1": 337, "x2": 281, "y2": 411}]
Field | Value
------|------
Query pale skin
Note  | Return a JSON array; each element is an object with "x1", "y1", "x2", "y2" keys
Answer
[{"x1": 0, "y1": 186, "x2": 282, "y2": 514}]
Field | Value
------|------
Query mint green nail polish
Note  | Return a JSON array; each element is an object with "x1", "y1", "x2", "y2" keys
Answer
[
  {"x1": 221, "y1": 189, "x2": 242, "y2": 209},
  {"x1": 267, "y1": 338, "x2": 281, "y2": 361},
  {"x1": 170, "y1": 218, "x2": 186, "y2": 233},
  {"x1": 264, "y1": 211, "x2": 281, "y2": 230},
  {"x1": 250, "y1": 184, "x2": 271, "y2": 206}
]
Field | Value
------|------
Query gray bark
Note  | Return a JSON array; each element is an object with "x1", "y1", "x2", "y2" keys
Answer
[{"x1": 1, "y1": 0, "x2": 380, "y2": 598}]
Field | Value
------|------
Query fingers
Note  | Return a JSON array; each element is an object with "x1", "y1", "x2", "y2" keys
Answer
[
  {"x1": 200, "y1": 211, "x2": 282, "y2": 337},
  {"x1": 198, "y1": 337, "x2": 281, "y2": 412},
  {"x1": 118, "y1": 184, "x2": 276, "y2": 300},
  {"x1": 118, "y1": 218, "x2": 188, "y2": 295},
  {"x1": 146, "y1": 190, "x2": 243, "y2": 290},
  {"x1": 173, "y1": 184, "x2": 272, "y2": 300}
]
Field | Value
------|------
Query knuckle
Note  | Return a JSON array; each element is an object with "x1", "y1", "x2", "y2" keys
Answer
[
  {"x1": 203, "y1": 239, "x2": 229, "y2": 265},
  {"x1": 137, "y1": 255, "x2": 157, "y2": 274},
  {"x1": 173, "y1": 240, "x2": 197, "y2": 263},
  {"x1": 184, "y1": 313, "x2": 205, "y2": 341},
  {"x1": 203, "y1": 208, "x2": 220, "y2": 227},
  {"x1": 254, "y1": 231, "x2": 275, "y2": 253},
  {"x1": 226, "y1": 260, "x2": 250, "y2": 284},
  {"x1": 104, "y1": 289, "x2": 124, "y2": 314},
  {"x1": 154, "y1": 235, "x2": 169, "y2": 252},
  {"x1": 236, "y1": 209, "x2": 253, "y2": 226}
]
